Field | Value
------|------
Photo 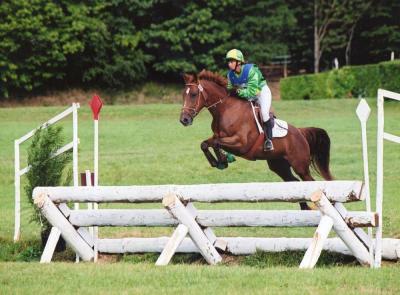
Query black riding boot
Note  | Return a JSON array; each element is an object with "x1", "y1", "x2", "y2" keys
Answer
[{"x1": 263, "y1": 120, "x2": 274, "y2": 151}]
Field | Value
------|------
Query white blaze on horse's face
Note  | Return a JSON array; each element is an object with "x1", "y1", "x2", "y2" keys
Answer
[{"x1": 180, "y1": 84, "x2": 202, "y2": 126}]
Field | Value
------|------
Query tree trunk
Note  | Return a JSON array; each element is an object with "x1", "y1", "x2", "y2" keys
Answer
[
  {"x1": 345, "y1": 24, "x2": 356, "y2": 65},
  {"x1": 314, "y1": 0, "x2": 320, "y2": 73}
]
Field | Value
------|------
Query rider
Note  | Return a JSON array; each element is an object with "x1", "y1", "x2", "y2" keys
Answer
[{"x1": 226, "y1": 49, "x2": 274, "y2": 151}]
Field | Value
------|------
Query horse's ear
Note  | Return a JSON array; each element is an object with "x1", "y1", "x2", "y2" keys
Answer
[
  {"x1": 182, "y1": 73, "x2": 193, "y2": 84},
  {"x1": 182, "y1": 72, "x2": 197, "y2": 84}
]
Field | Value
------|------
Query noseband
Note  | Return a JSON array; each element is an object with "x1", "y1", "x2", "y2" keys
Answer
[{"x1": 181, "y1": 82, "x2": 225, "y2": 117}]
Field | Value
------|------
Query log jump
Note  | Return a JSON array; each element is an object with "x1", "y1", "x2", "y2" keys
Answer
[{"x1": 33, "y1": 180, "x2": 396, "y2": 268}]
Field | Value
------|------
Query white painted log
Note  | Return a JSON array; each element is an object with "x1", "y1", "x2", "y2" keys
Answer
[
  {"x1": 58, "y1": 203, "x2": 71, "y2": 218},
  {"x1": 335, "y1": 202, "x2": 374, "y2": 256},
  {"x1": 40, "y1": 227, "x2": 62, "y2": 263},
  {"x1": 156, "y1": 202, "x2": 197, "y2": 266},
  {"x1": 311, "y1": 191, "x2": 370, "y2": 266},
  {"x1": 77, "y1": 228, "x2": 94, "y2": 247},
  {"x1": 68, "y1": 209, "x2": 377, "y2": 228},
  {"x1": 34, "y1": 193, "x2": 94, "y2": 261},
  {"x1": 156, "y1": 224, "x2": 188, "y2": 266},
  {"x1": 33, "y1": 180, "x2": 365, "y2": 203},
  {"x1": 163, "y1": 193, "x2": 222, "y2": 265},
  {"x1": 97, "y1": 237, "x2": 400, "y2": 260},
  {"x1": 299, "y1": 215, "x2": 334, "y2": 269}
]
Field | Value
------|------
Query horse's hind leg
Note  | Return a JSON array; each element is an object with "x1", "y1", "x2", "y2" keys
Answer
[{"x1": 267, "y1": 158, "x2": 311, "y2": 210}]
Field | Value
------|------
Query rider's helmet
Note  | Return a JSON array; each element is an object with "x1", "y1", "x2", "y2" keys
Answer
[{"x1": 226, "y1": 49, "x2": 244, "y2": 63}]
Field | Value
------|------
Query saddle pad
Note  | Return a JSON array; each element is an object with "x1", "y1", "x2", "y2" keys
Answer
[{"x1": 272, "y1": 119, "x2": 288, "y2": 138}]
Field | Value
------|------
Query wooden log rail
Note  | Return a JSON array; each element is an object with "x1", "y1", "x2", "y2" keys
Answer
[
  {"x1": 33, "y1": 180, "x2": 365, "y2": 203},
  {"x1": 68, "y1": 209, "x2": 378, "y2": 228}
]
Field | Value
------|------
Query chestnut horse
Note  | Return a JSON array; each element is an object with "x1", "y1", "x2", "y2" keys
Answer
[{"x1": 180, "y1": 70, "x2": 333, "y2": 210}]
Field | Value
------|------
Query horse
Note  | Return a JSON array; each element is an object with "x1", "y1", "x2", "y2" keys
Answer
[{"x1": 179, "y1": 70, "x2": 333, "y2": 210}]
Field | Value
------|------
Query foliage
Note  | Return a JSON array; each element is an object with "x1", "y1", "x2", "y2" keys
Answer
[
  {"x1": 24, "y1": 125, "x2": 72, "y2": 230},
  {"x1": 281, "y1": 61, "x2": 400, "y2": 100},
  {"x1": 0, "y1": 0, "x2": 399, "y2": 97},
  {"x1": 0, "y1": 0, "x2": 148, "y2": 97}
]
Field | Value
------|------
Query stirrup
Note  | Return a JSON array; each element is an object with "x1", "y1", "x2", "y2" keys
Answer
[{"x1": 264, "y1": 139, "x2": 274, "y2": 151}]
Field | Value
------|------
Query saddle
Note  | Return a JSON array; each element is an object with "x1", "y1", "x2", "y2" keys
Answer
[
  {"x1": 242, "y1": 101, "x2": 287, "y2": 160},
  {"x1": 251, "y1": 101, "x2": 275, "y2": 132}
]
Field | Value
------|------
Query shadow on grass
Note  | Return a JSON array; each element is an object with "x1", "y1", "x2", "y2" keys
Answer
[
  {"x1": 120, "y1": 250, "x2": 357, "y2": 267},
  {"x1": 241, "y1": 250, "x2": 358, "y2": 268},
  {"x1": 1, "y1": 237, "x2": 358, "y2": 267}
]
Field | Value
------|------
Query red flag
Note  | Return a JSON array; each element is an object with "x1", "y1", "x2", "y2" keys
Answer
[{"x1": 89, "y1": 94, "x2": 103, "y2": 120}]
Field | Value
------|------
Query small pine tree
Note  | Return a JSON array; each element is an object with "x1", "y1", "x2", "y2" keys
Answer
[{"x1": 24, "y1": 125, "x2": 72, "y2": 234}]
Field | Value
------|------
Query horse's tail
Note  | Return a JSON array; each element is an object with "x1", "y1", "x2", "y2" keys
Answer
[{"x1": 299, "y1": 127, "x2": 334, "y2": 180}]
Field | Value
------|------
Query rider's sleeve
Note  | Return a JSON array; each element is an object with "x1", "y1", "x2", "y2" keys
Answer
[
  {"x1": 227, "y1": 76, "x2": 233, "y2": 90},
  {"x1": 237, "y1": 67, "x2": 260, "y2": 99}
]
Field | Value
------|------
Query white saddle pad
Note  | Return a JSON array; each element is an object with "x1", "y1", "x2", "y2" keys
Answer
[
  {"x1": 249, "y1": 102, "x2": 288, "y2": 138},
  {"x1": 272, "y1": 119, "x2": 288, "y2": 138}
]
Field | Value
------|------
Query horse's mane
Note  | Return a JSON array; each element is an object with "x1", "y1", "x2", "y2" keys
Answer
[{"x1": 198, "y1": 70, "x2": 227, "y2": 89}]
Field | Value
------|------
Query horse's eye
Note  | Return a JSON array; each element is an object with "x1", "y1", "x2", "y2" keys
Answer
[{"x1": 190, "y1": 93, "x2": 197, "y2": 98}]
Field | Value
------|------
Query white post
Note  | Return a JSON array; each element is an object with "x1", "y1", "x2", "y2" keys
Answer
[
  {"x1": 334, "y1": 57, "x2": 339, "y2": 69},
  {"x1": 311, "y1": 190, "x2": 371, "y2": 266},
  {"x1": 13, "y1": 104, "x2": 80, "y2": 242},
  {"x1": 375, "y1": 90, "x2": 384, "y2": 267},
  {"x1": 14, "y1": 140, "x2": 20, "y2": 242},
  {"x1": 356, "y1": 99, "x2": 374, "y2": 267},
  {"x1": 300, "y1": 215, "x2": 334, "y2": 269},
  {"x1": 72, "y1": 103, "x2": 79, "y2": 263},
  {"x1": 34, "y1": 193, "x2": 94, "y2": 261},
  {"x1": 390, "y1": 51, "x2": 394, "y2": 61},
  {"x1": 85, "y1": 170, "x2": 93, "y2": 237},
  {"x1": 163, "y1": 193, "x2": 222, "y2": 265},
  {"x1": 156, "y1": 224, "x2": 189, "y2": 266},
  {"x1": 93, "y1": 118, "x2": 99, "y2": 262},
  {"x1": 72, "y1": 103, "x2": 79, "y2": 211},
  {"x1": 40, "y1": 227, "x2": 62, "y2": 263},
  {"x1": 90, "y1": 95, "x2": 103, "y2": 262},
  {"x1": 156, "y1": 203, "x2": 198, "y2": 266}
]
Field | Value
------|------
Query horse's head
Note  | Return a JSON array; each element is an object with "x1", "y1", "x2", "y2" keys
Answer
[{"x1": 180, "y1": 73, "x2": 206, "y2": 126}]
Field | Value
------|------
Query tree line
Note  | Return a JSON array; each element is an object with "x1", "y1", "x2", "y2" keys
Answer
[{"x1": 0, "y1": 0, "x2": 399, "y2": 98}]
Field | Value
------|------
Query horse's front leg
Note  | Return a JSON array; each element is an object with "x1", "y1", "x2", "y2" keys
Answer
[
  {"x1": 201, "y1": 137, "x2": 219, "y2": 168},
  {"x1": 214, "y1": 134, "x2": 243, "y2": 152},
  {"x1": 212, "y1": 146, "x2": 229, "y2": 169}
]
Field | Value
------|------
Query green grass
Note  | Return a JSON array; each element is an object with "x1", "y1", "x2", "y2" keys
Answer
[{"x1": 0, "y1": 98, "x2": 399, "y2": 293}]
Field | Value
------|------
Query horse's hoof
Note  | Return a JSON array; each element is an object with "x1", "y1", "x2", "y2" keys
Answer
[
  {"x1": 226, "y1": 153, "x2": 236, "y2": 163},
  {"x1": 217, "y1": 163, "x2": 228, "y2": 170}
]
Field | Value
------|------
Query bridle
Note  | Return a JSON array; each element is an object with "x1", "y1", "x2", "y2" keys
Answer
[{"x1": 181, "y1": 82, "x2": 226, "y2": 118}]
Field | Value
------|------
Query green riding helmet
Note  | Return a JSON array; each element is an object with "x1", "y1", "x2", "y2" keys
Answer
[{"x1": 226, "y1": 49, "x2": 244, "y2": 63}]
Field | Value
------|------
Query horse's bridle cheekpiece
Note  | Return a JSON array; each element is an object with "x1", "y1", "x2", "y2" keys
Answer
[{"x1": 182, "y1": 82, "x2": 225, "y2": 118}]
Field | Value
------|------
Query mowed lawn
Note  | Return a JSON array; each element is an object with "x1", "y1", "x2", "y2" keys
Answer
[{"x1": 0, "y1": 98, "x2": 399, "y2": 294}]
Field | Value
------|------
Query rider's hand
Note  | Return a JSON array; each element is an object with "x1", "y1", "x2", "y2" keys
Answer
[{"x1": 229, "y1": 87, "x2": 239, "y2": 96}]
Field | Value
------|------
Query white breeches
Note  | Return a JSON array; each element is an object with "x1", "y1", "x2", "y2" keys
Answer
[{"x1": 257, "y1": 85, "x2": 272, "y2": 122}]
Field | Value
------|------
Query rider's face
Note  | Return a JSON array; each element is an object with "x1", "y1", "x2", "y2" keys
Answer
[{"x1": 228, "y1": 59, "x2": 241, "y2": 72}]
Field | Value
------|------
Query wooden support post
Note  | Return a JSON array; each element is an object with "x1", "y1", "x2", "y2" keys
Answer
[
  {"x1": 34, "y1": 193, "x2": 94, "y2": 261},
  {"x1": 162, "y1": 193, "x2": 222, "y2": 265},
  {"x1": 156, "y1": 224, "x2": 189, "y2": 266},
  {"x1": 311, "y1": 190, "x2": 370, "y2": 266},
  {"x1": 40, "y1": 227, "x2": 62, "y2": 263},
  {"x1": 300, "y1": 215, "x2": 333, "y2": 268},
  {"x1": 335, "y1": 202, "x2": 375, "y2": 265}
]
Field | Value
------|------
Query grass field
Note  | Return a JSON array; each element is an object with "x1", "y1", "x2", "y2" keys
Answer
[{"x1": 0, "y1": 98, "x2": 399, "y2": 294}]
